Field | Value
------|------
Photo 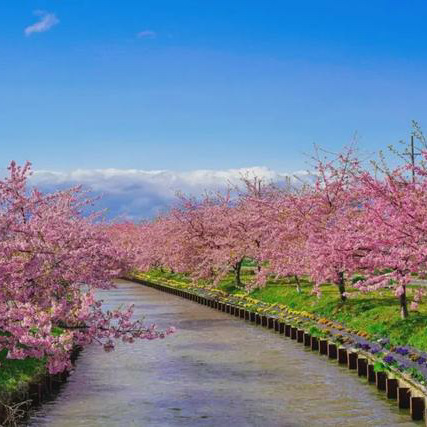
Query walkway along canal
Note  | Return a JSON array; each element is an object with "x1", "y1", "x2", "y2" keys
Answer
[{"x1": 28, "y1": 280, "x2": 419, "y2": 426}]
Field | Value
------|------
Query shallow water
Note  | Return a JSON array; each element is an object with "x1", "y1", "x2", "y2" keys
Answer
[{"x1": 29, "y1": 280, "x2": 419, "y2": 426}]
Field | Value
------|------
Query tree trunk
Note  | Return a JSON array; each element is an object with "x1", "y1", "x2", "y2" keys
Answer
[
  {"x1": 400, "y1": 285, "x2": 409, "y2": 319},
  {"x1": 294, "y1": 275, "x2": 302, "y2": 293},
  {"x1": 337, "y1": 271, "x2": 347, "y2": 302},
  {"x1": 234, "y1": 260, "x2": 243, "y2": 288}
]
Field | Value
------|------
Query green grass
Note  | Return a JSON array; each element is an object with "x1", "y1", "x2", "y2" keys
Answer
[
  {"x1": 250, "y1": 281, "x2": 427, "y2": 349},
  {"x1": 146, "y1": 269, "x2": 427, "y2": 352},
  {"x1": 0, "y1": 349, "x2": 46, "y2": 398}
]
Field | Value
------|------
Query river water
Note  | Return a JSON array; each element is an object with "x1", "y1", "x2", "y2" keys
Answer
[{"x1": 28, "y1": 280, "x2": 418, "y2": 426}]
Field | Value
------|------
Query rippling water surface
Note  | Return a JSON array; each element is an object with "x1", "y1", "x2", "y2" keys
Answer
[{"x1": 29, "y1": 280, "x2": 419, "y2": 426}]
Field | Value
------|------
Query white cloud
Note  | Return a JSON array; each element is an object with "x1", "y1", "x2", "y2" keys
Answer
[
  {"x1": 30, "y1": 166, "x2": 312, "y2": 220},
  {"x1": 25, "y1": 11, "x2": 59, "y2": 36},
  {"x1": 137, "y1": 30, "x2": 156, "y2": 39}
]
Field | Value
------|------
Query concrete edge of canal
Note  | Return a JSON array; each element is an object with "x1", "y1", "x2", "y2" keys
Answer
[{"x1": 130, "y1": 277, "x2": 427, "y2": 426}]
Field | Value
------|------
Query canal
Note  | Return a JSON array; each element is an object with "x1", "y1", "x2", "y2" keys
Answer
[{"x1": 29, "y1": 280, "x2": 418, "y2": 426}]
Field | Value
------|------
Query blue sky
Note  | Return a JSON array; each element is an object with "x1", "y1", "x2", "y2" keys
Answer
[{"x1": 1, "y1": 1, "x2": 427, "y2": 217}]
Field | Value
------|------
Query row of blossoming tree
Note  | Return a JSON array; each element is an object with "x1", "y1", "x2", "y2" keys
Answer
[
  {"x1": 0, "y1": 162, "x2": 174, "y2": 375},
  {"x1": 115, "y1": 137, "x2": 427, "y2": 321}
]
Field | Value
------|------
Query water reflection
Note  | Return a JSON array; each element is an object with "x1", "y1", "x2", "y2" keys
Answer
[{"x1": 29, "y1": 280, "x2": 419, "y2": 426}]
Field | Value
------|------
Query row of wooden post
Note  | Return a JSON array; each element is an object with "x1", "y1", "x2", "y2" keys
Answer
[{"x1": 138, "y1": 279, "x2": 427, "y2": 424}]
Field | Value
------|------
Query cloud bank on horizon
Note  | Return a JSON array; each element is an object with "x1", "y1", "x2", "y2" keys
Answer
[{"x1": 30, "y1": 167, "x2": 312, "y2": 220}]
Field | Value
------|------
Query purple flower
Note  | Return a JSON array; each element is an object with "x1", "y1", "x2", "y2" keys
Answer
[
  {"x1": 360, "y1": 343, "x2": 370, "y2": 351},
  {"x1": 395, "y1": 347, "x2": 409, "y2": 356},
  {"x1": 383, "y1": 355, "x2": 395, "y2": 364},
  {"x1": 417, "y1": 357, "x2": 426, "y2": 365}
]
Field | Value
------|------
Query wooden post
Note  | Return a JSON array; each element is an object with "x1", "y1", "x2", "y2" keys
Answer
[
  {"x1": 357, "y1": 358, "x2": 367, "y2": 377},
  {"x1": 348, "y1": 352, "x2": 358, "y2": 370},
  {"x1": 376, "y1": 371, "x2": 387, "y2": 391},
  {"x1": 304, "y1": 333, "x2": 311, "y2": 347},
  {"x1": 291, "y1": 327, "x2": 297, "y2": 340},
  {"x1": 328, "y1": 343, "x2": 337, "y2": 359},
  {"x1": 285, "y1": 324, "x2": 291, "y2": 337},
  {"x1": 297, "y1": 329, "x2": 304, "y2": 343},
  {"x1": 319, "y1": 339, "x2": 328, "y2": 355},
  {"x1": 311, "y1": 336, "x2": 319, "y2": 351},
  {"x1": 338, "y1": 348, "x2": 348, "y2": 365},
  {"x1": 398, "y1": 387, "x2": 411, "y2": 409},
  {"x1": 367, "y1": 364, "x2": 376, "y2": 383},
  {"x1": 386, "y1": 378, "x2": 398, "y2": 399},
  {"x1": 410, "y1": 396, "x2": 425, "y2": 421}
]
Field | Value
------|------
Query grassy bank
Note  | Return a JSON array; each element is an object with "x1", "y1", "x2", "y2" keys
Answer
[
  {"x1": 142, "y1": 269, "x2": 427, "y2": 352},
  {"x1": 0, "y1": 350, "x2": 46, "y2": 400}
]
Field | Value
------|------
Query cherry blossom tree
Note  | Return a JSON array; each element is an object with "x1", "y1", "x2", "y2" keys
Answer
[
  {"x1": 0, "y1": 162, "x2": 174, "y2": 374},
  {"x1": 119, "y1": 137, "x2": 427, "y2": 319},
  {"x1": 351, "y1": 156, "x2": 427, "y2": 318}
]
